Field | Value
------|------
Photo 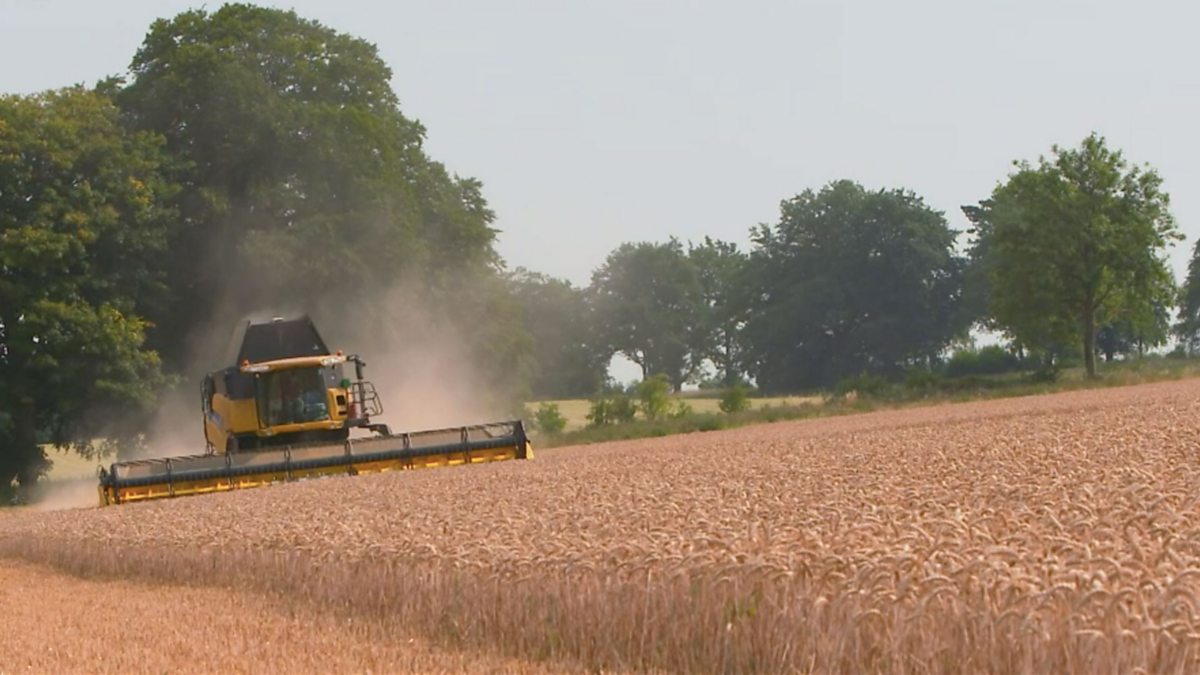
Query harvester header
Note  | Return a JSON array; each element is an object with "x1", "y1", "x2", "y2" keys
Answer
[{"x1": 97, "y1": 316, "x2": 531, "y2": 506}]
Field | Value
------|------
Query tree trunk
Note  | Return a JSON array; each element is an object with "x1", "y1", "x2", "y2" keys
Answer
[
  {"x1": 1082, "y1": 308, "x2": 1098, "y2": 378},
  {"x1": 12, "y1": 397, "x2": 43, "y2": 500},
  {"x1": 723, "y1": 331, "x2": 736, "y2": 387}
]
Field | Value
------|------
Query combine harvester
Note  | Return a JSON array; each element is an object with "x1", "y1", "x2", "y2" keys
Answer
[{"x1": 98, "y1": 317, "x2": 531, "y2": 505}]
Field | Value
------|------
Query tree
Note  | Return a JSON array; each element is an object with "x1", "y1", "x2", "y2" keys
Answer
[
  {"x1": 508, "y1": 270, "x2": 609, "y2": 399},
  {"x1": 743, "y1": 180, "x2": 966, "y2": 391},
  {"x1": 1175, "y1": 241, "x2": 1200, "y2": 353},
  {"x1": 688, "y1": 238, "x2": 749, "y2": 386},
  {"x1": 0, "y1": 88, "x2": 175, "y2": 496},
  {"x1": 1096, "y1": 298, "x2": 1170, "y2": 361},
  {"x1": 590, "y1": 240, "x2": 704, "y2": 391},
  {"x1": 965, "y1": 134, "x2": 1178, "y2": 377},
  {"x1": 116, "y1": 5, "x2": 503, "y2": 372},
  {"x1": 635, "y1": 374, "x2": 672, "y2": 420}
]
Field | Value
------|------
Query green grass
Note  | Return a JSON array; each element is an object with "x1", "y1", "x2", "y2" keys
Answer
[
  {"x1": 532, "y1": 395, "x2": 821, "y2": 432},
  {"x1": 529, "y1": 356, "x2": 1200, "y2": 449}
]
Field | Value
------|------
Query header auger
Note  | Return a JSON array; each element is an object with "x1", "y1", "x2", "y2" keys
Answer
[{"x1": 98, "y1": 316, "x2": 531, "y2": 506}]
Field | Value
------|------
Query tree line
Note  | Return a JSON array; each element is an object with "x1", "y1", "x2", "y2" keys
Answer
[
  {"x1": 0, "y1": 3, "x2": 1191, "y2": 494},
  {"x1": 521, "y1": 142, "x2": 1182, "y2": 397}
]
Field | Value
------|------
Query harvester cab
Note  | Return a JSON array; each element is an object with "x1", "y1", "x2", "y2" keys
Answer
[
  {"x1": 98, "y1": 316, "x2": 532, "y2": 506},
  {"x1": 202, "y1": 317, "x2": 388, "y2": 453}
]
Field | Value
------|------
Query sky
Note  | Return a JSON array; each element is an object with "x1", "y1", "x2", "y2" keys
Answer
[{"x1": 4, "y1": 0, "x2": 1200, "y2": 291}]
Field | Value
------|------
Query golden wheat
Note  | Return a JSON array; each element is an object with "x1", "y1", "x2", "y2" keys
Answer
[{"x1": 3, "y1": 378, "x2": 1200, "y2": 673}]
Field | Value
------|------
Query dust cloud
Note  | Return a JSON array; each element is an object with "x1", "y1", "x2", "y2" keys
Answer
[
  {"x1": 142, "y1": 280, "x2": 514, "y2": 453},
  {"x1": 320, "y1": 284, "x2": 511, "y2": 433},
  {"x1": 27, "y1": 478, "x2": 98, "y2": 511}
]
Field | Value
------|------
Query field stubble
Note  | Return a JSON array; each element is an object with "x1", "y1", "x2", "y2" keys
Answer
[{"x1": 4, "y1": 380, "x2": 1200, "y2": 672}]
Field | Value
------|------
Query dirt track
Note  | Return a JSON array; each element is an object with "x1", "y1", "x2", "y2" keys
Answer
[{"x1": 4, "y1": 379, "x2": 1200, "y2": 673}]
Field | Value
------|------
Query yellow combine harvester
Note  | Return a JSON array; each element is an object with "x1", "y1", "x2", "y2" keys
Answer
[{"x1": 97, "y1": 317, "x2": 531, "y2": 505}]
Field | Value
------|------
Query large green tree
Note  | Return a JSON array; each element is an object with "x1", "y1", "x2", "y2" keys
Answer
[
  {"x1": 590, "y1": 240, "x2": 704, "y2": 391},
  {"x1": 743, "y1": 180, "x2": 966, "y2": 391},
  {"x1": 115, "y1": 4, "x2": 504, "y2": 371},
  {"x1": 965, "y1": 134, "x2": 1178, "y2": 377},
  {"x1": 509, "y1": 270, "x2": 609, "y2": 398},
  {"x1": 0, "y1": 88, "x2": 175, "y2": 496},
  {"x1": 688, "y1": 237, "x2": 749, "y2": 386}
]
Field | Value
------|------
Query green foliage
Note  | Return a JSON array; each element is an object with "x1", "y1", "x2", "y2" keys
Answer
[
  {"x1": 590, "y1": 240, "x2": 704, "y2": 391},
  {"x1": 541, "y1": 356, "x2": 1200, "y2": 450},
  {"x1": 1029, "y1": 363, "x2": 1061, "y2": 383},
  {"x1": 509, "y1": 269, "x2": 609, "y2": 398},
  {"x1": 585, "y1": 399, "x2": 613, "y2": 428},
  {"x1": 688, "y1": 238, "x2": 750, "y2": 387},
  {"x1": 1176, "y1": 240, "x2": 1200, "y2": 352},
  {"x1": 966, "y1": 133, "x2": 1179, "y2": 378},
  {"x1": 833, "y1": 373, "x2": 892, "y2": 400},
  {"x1": 586, "y1": 392, "x2": 637, "y2": 428},
  {"x1": 0, "y1": 88, "x2": 175, "y2": 494},
  {"x1": 1095, "y1": 305, "x2": 1169, "y2": 362},
  {"x1": 743, "y1": 180, "x2": 967, "y2": 392},
  {"x1": 531, "y1": 403, "x2": 568, "y2": 435},
  {"x1": 669, "y1": 400, "x2": 694, "y2": 420},
  {"x1": 635, "y1": 374, "x2": 672, "y2": 421},
  {"x1": 944, "y1": 346, "x2": 1022, "y2": 378},
  {"x1": 116, "y1": 4, "x2": 516, "y2": 382},
  {"x1": 718, "y1": 384, "x2": 751, "y2": 414},
  {"x1": 903, "y1": 368, "x2": 943, "y2": 393}
]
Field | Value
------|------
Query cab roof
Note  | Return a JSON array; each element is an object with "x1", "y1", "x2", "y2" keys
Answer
[{"x1": 225, "y1": 316, "x2": 330, "y2": 366}]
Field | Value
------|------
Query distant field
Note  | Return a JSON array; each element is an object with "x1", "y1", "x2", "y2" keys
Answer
[
  {"x1": 534, "y1": 394, "x2": 822, "y2": 430},
  {"x1": 42, "y1": 447, "x2": 105, "y2": 482},
  {"x1": 6, "y1": 380, "x2": 1200, "y2": 672}
]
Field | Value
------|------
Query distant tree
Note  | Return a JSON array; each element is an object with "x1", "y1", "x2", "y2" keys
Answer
[
  {"x1": 688, "y1": 238, "x2": 749, "y2": 386},
  {"x1": 965, "y1": 134, "x2": 1178, "y2": 377},
  {"x1": 1096, "y1": 299, "x2": 1170, "y2": 361},
  {"x1": 1175, "y1": 241, "x2": 1200, "y2": 352},
  {"x1": 509, "y1": 270, "x2": 609, "y2": 399},
  {"x1": 743, "y1": 180, "x2": 966, "y2": 391},
  {"x1": 531, "y1": 402, "x2": 567, "y2": 434},
  {"x1": 0, "y1": 88, "x2": 175, "y2": 497},
  {"x1": 635, "y1": 374, "x2": 672, "y2": 421},
  {"x1": 590, "y1": 240, "x2": 704, "y2": 391},
  {"x1": 718, "y1": 383, "x2": 751, "y2": 414}
]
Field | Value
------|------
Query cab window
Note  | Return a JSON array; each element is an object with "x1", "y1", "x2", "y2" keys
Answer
[{"x1": 256, "y1": 368, "x2": 330, "y2": 427}]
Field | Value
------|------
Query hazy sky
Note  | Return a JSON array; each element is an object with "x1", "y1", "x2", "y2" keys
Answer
[{"x1": 3, "y1": 0, "x2": 1199, "y2": 288}]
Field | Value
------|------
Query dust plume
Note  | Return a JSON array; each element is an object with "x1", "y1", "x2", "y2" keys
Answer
[
  {"x1": 318, "y1": 283, "x2": 514, "y2": 433},
  {"x1": 27, "y1": 478, "x2": 97, "y2": 511},
  {"x1": 135, "y1": 278, "x2": 518, "y2": 459}
]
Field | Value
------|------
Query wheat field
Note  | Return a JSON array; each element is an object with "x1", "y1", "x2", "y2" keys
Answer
[
  {"x1": 3, "y1": 379, "x2": 1200, "y2": 673},
  {"x1": 0, "y1": 559, "x2": 561, "y2": 674}
]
